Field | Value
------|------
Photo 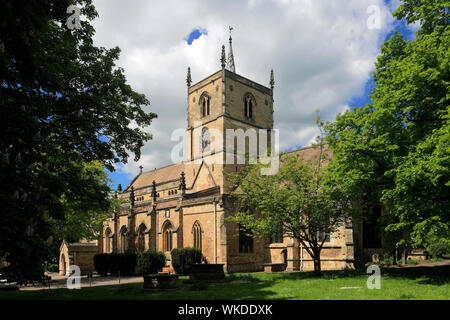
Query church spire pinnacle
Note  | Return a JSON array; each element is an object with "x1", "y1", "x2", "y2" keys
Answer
[
  {"x1": 227, "y1": 26, "x2": 236, "y2": 73},
  {"x1": 270, "y1": 69, "x2": 275, "y2": 90},
  {"x1": 186, "y1": 67, "x2": 192, "y2": 87},
  {"x1": 221, "y1": 45, "x2": 226, "y2": 69}
]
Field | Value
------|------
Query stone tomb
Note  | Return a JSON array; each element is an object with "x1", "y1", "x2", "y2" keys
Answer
[{"x1": 143, "y1": 274, "x2": 179, "y2": 290}]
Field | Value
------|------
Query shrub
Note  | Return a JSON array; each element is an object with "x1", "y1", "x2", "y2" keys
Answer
[
  {"x1": 103, "y1": 253, "x2": 137, "y2": 276},
  {"x1": 94, "y1": 254, "x2": 109, "y2": 276},
  {"x1": 120, "y1": 252, "x2": 137, "y2": 275},
  {"x1": 136, "y1": 250, "x2": 166, "y2": 274},
  {"x1": 426, "y1": 237, "x2": 450, "y2": 258},
  {"x1": 47, "y1": 264, "x2": 59, "y2": 273},
  {"x1": 171, "y1": 248, "x2": 202, "y2": 275},
  {"x1": 406, "y1": 259, "x2": 418, "y2": 265},
  {"x1": 107, "y1": 253, "x2": 121, "y2": 275}
]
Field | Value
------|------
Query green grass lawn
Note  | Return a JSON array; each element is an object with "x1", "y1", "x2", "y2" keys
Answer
[{"x1": 1, "y1": 265, "x2": 449, "y2": 300}]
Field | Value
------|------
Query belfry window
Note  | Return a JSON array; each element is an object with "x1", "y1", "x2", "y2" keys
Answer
[
  {"x1": 244, "y1": 94, "x2": 254, "y2": 119},
  {"x1": 201, "y1": 95, "x2": 210, "y2": 117}
]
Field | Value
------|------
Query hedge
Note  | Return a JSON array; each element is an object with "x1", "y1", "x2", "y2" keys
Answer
[
  {"x1": 93, "y1": 254, "x2": 108, "y2": 276},
  {"x1": 93, "y1": 253, "x2": 137, "y2": 276},
  {"x1": 136, "y1": 250, "x2": 166, "y2": 274},
  {"x1": 171, "y1": 248, "x2": 202, "y2": 275}
]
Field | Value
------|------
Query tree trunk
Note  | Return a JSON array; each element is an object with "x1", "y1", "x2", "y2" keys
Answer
[{"x1": 312, "y1": 251, "x2": 322, "y2": 276}]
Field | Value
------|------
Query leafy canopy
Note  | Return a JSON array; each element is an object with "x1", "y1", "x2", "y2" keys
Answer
[
  {"x1": 0, "y1": 0, "x2": 156, "y2": 281},
  {"x1": 324, "y1": 0, "x2": 449, "y2": 251},
  {"x1": 227, "y1": 138, "x2": 351, "y2": 274}
]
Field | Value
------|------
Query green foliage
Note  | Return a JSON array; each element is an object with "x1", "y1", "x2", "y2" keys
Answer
[
  {"x1": 227, "y1": 134, "x2": 351, "y2": 275},
  {"x1": 46, "y1": 161, "x2": 121, "y2": 243},
  {"x1": 406, "y1": 259, "x2": 419, "y2": 265},
  {"x1": 392, "y1": 0, "x2": 449, "y2": 36},
  {"x1": 324, "y1": 0, "x2": 449, "y2": 250},
  {"x1": 0, "y1": 0, "x2": 156, "y2": 281},
  {"x1": 171, "y1": 248, "x2": 203, "y2": 275},
  {"x1": 430, "y1": 257, "x2": 444, "y2": 262},
  {"x1": 425, "y1": 236, "x2": 450, "y2": 258},
  {"x1": 136, "y1": 250, "x2": 166, "y2": 275},
  {"x1": 46, "y1": 264, "x2": 59, "y2": 273}
]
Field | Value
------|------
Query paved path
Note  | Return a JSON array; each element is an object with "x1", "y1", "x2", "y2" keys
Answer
[{"x1": 20, "y1": 273, "x2": 143, "y2": 291}]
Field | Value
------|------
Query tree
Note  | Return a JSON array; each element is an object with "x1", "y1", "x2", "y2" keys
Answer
[
  {"x1": 324, "y1": 0, "x2": 449, "y2": 255},
  {"x1": 0, "y1": 0, "x2": 156, "y2": 282},
  {"x1": 227, "y1": 138, "x2": 351, "y2": 275},
  {"x1": 44, "y1": 161, "x2": 121, "y2": 244}
]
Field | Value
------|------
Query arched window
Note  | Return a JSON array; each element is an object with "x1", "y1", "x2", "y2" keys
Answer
[
  {"x1": 200, "y1": 93, "x2": 210, "y2": 117},
  {"x1": 244, "y1": 94, "x2": 255, "y2": 119},
  {"x1": 105, "y1": 228, "x2": 112, "y2": 253},
  {"x1": 119, "y1": 226, "x2": 128, "y2": 253},
  {"x1": 162, "y1": 222, "x2": 173, "y2": 252},
  {"x1": 137, "y1": 224, "x2": 147, "y2": 253},
  {"x1": 192, "y1": 221, "x2": 202, "y2": 250},
  {"x1": 201, "y1": 127, "x2": 210, "y2": 153}
]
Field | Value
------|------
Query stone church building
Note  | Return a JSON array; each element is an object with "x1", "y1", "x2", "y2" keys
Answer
[{"x1": 60, "y1": 40, "x2": 380, "y2": 275}]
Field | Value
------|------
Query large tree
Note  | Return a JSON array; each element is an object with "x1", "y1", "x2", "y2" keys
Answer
[
  {"x1": 324, "y1": 0, "x2": 449, "y2": 256},
  {"x1": 228, "y1": 141, "x2": 351, "y2": 275},
  {"x1": 0, "y1": 0, "x2": 156, "y2": 282}
]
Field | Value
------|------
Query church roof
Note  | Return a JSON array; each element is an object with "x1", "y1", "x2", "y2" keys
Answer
[
  {"x1": 283, "y1": 144, "x2": 332, "y2": 166},
  {"x1": 122, "y1": 145, "x2": 329, "y2": 192},
  {"x1": 125, "y1": 162, "x2": 185, "y2": 191}
]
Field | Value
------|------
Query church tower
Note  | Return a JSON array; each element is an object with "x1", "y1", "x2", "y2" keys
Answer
[{"x1": 184, "y1": 35, "x2": 275, "y2": 194}]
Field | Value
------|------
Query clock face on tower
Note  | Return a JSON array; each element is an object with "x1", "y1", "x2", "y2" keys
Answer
[{"x1": 201, "y1": 127, "x2": 210, "y2": 153}]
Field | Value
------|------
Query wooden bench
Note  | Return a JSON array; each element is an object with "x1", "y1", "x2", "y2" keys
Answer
[{"x1": 158, "y1": 267, "x2": 174, "y2": 275}]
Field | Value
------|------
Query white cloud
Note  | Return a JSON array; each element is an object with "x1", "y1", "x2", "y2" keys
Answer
[{"x1": 91, "y1": 0, "x2": 412, "y2": 175}]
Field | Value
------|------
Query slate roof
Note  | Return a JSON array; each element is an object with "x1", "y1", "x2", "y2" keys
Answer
[{"x1": 124, "y1": 162, "x2": 185, "y2": 191}]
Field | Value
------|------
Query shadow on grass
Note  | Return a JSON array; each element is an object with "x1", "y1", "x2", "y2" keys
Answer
[
  {"x1": 0, "y1": 276, "x2": 285, "y2": 300},
  {"x1": 380, "y1": 264, "x2": 450, "y2": 286}
]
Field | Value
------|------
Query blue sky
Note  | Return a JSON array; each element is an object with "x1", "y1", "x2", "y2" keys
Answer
[{"x1": 101, "y1": 0, "x2": 419, "y2": 191}]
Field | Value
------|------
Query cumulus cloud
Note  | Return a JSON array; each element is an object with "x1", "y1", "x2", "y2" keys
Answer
[{"x1": 90, "y1": 0, "x2": 412, "y2": 178}]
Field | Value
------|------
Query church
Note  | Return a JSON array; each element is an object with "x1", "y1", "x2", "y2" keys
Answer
[{"x1": 60, "y1": 35, "x2": 376, "y2": 276}]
